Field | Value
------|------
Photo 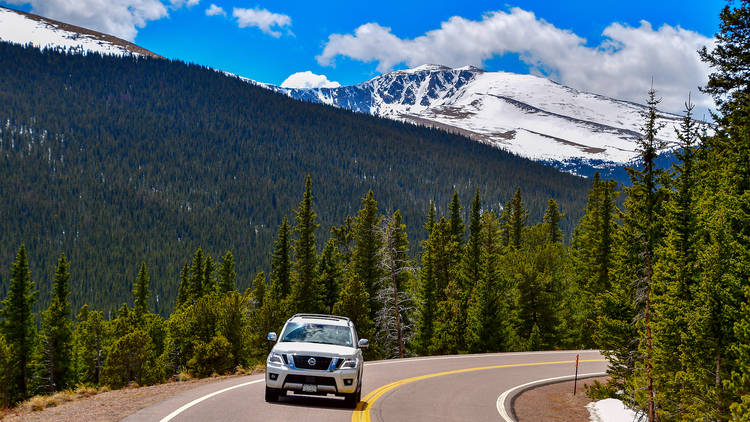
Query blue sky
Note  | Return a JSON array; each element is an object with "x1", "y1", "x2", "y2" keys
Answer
[{"x1": 2, "y1": 0, "x2": 726, "y2": 113}]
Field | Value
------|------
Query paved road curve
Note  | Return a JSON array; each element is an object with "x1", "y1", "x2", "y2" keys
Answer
[{"x1": 124, "y1": 350, "x2": 606, "y2": 422}]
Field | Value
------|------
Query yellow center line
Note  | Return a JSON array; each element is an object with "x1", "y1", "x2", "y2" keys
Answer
[{"x1": 351, "y1": 358, "x2": 606, "y2": 422}]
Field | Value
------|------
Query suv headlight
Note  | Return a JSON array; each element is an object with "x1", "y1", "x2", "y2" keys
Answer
[
  {"x1": 340, "y1": 357, "x2": 359, "y2": 369},
  {"x1": 267, "y1": 352, "x2": 284, "y2": 365}
]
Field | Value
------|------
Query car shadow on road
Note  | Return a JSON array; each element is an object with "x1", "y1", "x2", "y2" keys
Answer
[{"x1": 272, "y1": 393, "x2": 356, "y2": 411}]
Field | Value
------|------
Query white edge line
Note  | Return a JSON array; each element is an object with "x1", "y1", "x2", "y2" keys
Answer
[
  {"x1": 159, "y1": 378, "x2": 265, "y2": 422},
  {"x1": 496, "y1": 372, "x2": 607, "y2": 422}
]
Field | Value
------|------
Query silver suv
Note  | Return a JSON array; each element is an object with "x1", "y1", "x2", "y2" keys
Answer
[{"x1": 265, "y1": 314, "x2": 368, "y2": 408}]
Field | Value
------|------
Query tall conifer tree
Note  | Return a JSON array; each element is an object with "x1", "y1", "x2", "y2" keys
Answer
[
  {"x1": 448, "y1": 190, "x2": 465, "y2": 245},
  {"x1": 270, "y1": 216, "x2": 291, "y2": 300},
  {"x1": 318, "y1": 239, "x2": 342, "y2": 314},
  {"x1": 188, "y1": 248, "x2": 205, "y2": 302},
  {"x1": 218, "y1": 251, "x2": 237, "y2": 293},
  {"x1": 352, "y1": 190, "x2": 381, "y2": 321},
  {"x1": 0, "y1": 244, "x2": 36, "y2": 403},
  {"x1": 414, "y1": 202, "x2": 437, "y2": 355},
  {"x1": 509, "y1": 188, "x2": 528, "y2": 249},
  {"x1": 39, "y1": 252, "x2": 73, "y2": 392},
  {"x1": 132, "y1": 262, "x2": 150, "y2": 325},
  {"x1": 543, "y1": 199, "x2": 564, "y2": 244},
  {"x1": 290, "y1": 175, "x2": 322, "y2": 313}
]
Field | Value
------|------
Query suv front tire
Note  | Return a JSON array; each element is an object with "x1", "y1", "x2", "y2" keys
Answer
[{"x1": 265, "y1": 386, "x2": 281, "y2": 402}]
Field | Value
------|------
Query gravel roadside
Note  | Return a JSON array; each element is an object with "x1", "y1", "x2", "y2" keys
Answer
[
  {"x1": 0, "y1": 374, "x2": 254, "y2": 422},
  {"x1": 513, "y1": 376, "x2": 608, "y2": 422}
]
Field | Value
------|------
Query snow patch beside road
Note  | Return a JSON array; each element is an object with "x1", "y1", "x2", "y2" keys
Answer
[{"x1": 587, "y1": 398, "x2": 644, "y2": 422}]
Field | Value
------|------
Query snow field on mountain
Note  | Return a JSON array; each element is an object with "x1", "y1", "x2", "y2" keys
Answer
[{"x1": 0, "y1": 7, "x2": 133, "y2": 56}]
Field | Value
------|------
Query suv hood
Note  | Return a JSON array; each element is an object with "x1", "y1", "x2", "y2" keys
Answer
[{"x1": 272, "y1": 341, "x2": 356, "y2": 357}]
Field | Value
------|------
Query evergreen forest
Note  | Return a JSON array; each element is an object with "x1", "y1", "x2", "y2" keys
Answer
[
  {"x1": 1, "y1": 1, "x2": 749, "y2": 420},
  {"x1": 0, "y1": 40, "x2": 590, "y2": 316}
]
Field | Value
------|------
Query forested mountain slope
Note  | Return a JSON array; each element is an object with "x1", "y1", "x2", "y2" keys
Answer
[{"x1": 0, "y1": 42, "x2": 589, "y2": 316}]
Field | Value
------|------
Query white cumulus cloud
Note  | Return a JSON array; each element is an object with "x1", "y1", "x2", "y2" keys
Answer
[
  {"x1": 281, "y1": 71, "x2": 341, "y2": 89},
  {"x1": 232, "y1": 7, "x2": 290, "y2": 38},
  {"x1": 205, "y1": 3, "x2": 225, "y2": 16},
  {"x1": 4, "y1": 0, "x2": 201, "y2": 41},
  {"x1": 317, "y1": 8, "x2": 714, "y2": 114}
]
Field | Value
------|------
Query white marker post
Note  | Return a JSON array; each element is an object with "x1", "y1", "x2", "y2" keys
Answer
[{"x1": 573, "y1": 354, "x2": 580, "y2": 395}]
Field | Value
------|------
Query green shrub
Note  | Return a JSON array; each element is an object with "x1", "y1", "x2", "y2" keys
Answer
[{"x1": 188, "y1": 335, "x2": 233, "y2": 378}]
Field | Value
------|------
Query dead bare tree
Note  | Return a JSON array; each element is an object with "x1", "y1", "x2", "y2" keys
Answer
[{"x1": 375, "y1": 211, "x2": 416, "y2": 358}]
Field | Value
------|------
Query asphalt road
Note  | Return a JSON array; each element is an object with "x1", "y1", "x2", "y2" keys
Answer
[{"x1": 124, "y1": 350, "x2": 606, "y2": 422}]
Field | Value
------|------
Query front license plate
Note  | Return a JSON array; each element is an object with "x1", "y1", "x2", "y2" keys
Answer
[{"x1": 302, "y1": 384, "x2": 317, "y2": 393}]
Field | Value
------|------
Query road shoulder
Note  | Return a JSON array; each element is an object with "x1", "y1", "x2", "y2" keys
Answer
[{"x1": 512, "y1": 376, "x2": 608, "y2": 421}]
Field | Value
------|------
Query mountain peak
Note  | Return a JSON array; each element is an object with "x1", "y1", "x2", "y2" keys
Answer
[
  {"x1": 396, "y1": 64, "x2": 452, "y2": 74},
  {"x1": 270, "y1": 65, "x2": 681, "y2": 172},
  {"x1": 395, "y1": 64, "x2": 485, "y2": 75}
]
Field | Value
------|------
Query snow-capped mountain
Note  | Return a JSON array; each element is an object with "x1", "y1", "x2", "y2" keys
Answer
[
  {"x1": 0, "y1": 5, "x2": 683, "y2": 178},
  {"x1": 270, "y1": 64, "x2": 684, "y2": 174},
  {"x1": 0, "y1": 6, "x2": 159, "y2": 58}
]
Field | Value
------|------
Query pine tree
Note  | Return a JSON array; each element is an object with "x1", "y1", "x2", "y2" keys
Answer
[
  {"x1": 512, "y1": 224, "x2": 564, "y2": 349},
  {"x1": 448, "y1": 189, "x2": 465, "y2": 245},
  {"x1": 0, "y1": 333, "x2": 10, "y2": 407},
  {"x1": 543, "y1": 199, "x2": 564, "y2": 244},
  {"x1": 600, "y1": 88, "x2": 668, "y2": 420},
  {"x1": 427, "y1": 218, "x2": 461, "y2": 354},
  {"x1": 132, "y1": 262, "x2": 150, "y2": 325},
  {"x1": 203, "y1": 254, "x2": 217, "y2": 295},
  {"x1": 290, "y1": 175, "x2": 322, "y2": 313},
  {"x1": 188, "y1": 248, "x2": 205, "y2": 302},
  {"x1": 689, "y1": 2, "x2": 750, "y2": 417},
  {"x1": 251, "y1": 272, "x2": 266, "y2": 308},
  {"x1": 414, "y1": 202, "x2": 437, "y2": 355},
  {"x1": 499, "y1": 199, "x2": 513, "y2": 247},
  {"x1": 73, "y1": 304, "x2": 105, "y2": 385},
  {"x1": 352, "y1": 190, "x2": 381, "y2": 321},
  {"x1": 651, "y1": 97, "x2": 701, "y2": 419},
  {"x1": 39, "y1": 253, "x2": 73, "y2": 392},
  {"x1": 333, "y1": 272, "x2": 371, "y2": 343},
  {"x1": 217, "y1": 291, "x2": 248, "y2": 369},
  {"x1": 218, "y1": 251, "x2": 237, "y2": 293},
  {"x1": 176, "y1": 263, "x2": 190, "y2": 308},
  {"x1": 318, "y1": 239, "x2": 342, "y2": 314},
  {"x1": 331, "y1": 216, "x2": 355, "y2": 266},
  {"x1": 432, "y1": 276, "x2": 462, "y2": 355},
  {"x1": 270, "y1": 216, "x2": 291, "y2": 300},
  {"x1": 509, "y1": 188, "x2": 528, "y2": 249},
  {"x1": 375, "y1": 211, "x2": 414, "y2": 358},
  {"x1": 571, "y1": 173, "x2": 619, "y2": 347},
  {"x1": 0, "y1": 244, "x2": 37, "y2": 403},
  {"x1": 457, "y1": 189, "x2": 481, "y2": 351},
  {"x1": 467, "y1": 211, "x2": 505, "y2": 352}
]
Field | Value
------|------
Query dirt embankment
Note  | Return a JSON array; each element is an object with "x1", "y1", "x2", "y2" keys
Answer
[{"x1": 513, "y1": 376, "x2": 608, "y2": 422}]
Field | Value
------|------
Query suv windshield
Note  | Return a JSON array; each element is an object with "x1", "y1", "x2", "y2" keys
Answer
[{"x1": 280, "y1": 322, "x2": 353, "y2": 347}]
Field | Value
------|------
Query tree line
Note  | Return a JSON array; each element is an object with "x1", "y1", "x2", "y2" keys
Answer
[{"x1": 1, "y1": 162, "x2": 597, "y2": 408}]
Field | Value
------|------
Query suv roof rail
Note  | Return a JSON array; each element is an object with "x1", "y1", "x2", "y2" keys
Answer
[{"x1": 290, "y1": 313, "x2": 351, "y2": 323}]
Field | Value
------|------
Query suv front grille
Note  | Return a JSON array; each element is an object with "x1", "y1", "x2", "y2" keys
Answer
[{"x1": 292, "y1": 355, "x2": 332, "y2": 370}]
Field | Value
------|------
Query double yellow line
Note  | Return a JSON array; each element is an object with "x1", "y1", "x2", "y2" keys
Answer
[{"x1": 351, "y1": 359, "x2": 605, "y2": 422}]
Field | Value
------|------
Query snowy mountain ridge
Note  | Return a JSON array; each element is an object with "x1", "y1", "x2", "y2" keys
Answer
[
  {"x1": 0, "y1": 5, "x2": 684, "y2": 177},
  {"x1": 269, "y1": 65, "x2": 684, "y2": 172},
  {"x1": 0, "y1": 6, "x2": 160, "y2": 58}
]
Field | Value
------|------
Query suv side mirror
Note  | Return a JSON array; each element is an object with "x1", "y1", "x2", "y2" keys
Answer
[
  {"x1": 358, "y1": 339, "x2": 369, "y2": 349},
  {"x1": 268, "y1": 332, "x2": 277, "y2": 342}
]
